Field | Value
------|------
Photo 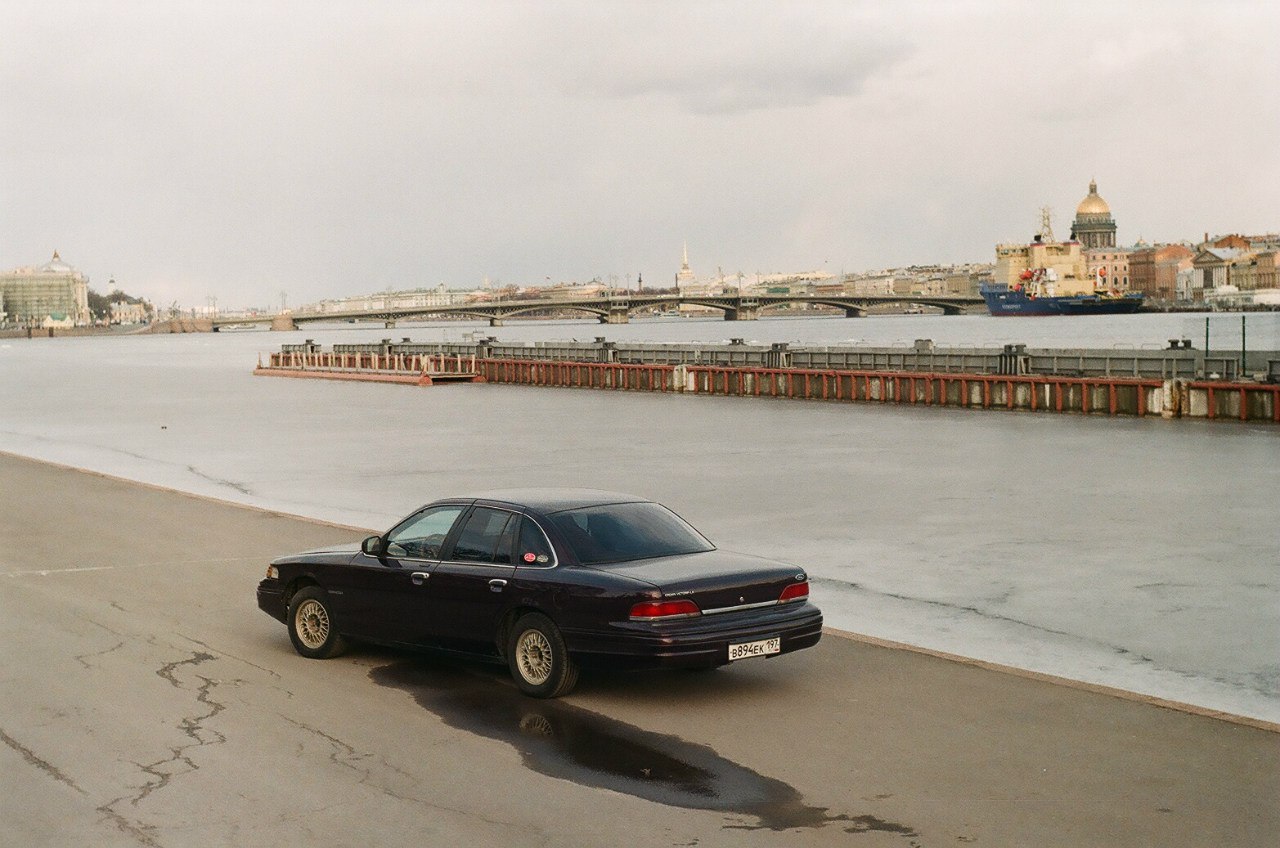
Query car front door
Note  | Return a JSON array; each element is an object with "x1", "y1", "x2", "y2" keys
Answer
[
  {"x1": 428, "y1": 505, "x2": 519, "y2": 653},
  {"x1": 373, "y1": 503, "x2": 467, "y2": 645}
]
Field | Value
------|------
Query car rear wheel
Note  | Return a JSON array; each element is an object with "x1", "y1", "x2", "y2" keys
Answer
[
  {"x1": 288, "y1": 586, "x2": 347, "y2": 659},
  {"x1": 507, "y1": 612, "x2": 578, "y2": 698}
]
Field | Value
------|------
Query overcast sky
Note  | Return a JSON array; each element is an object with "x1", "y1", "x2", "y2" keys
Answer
[{"x1": 2, "y1": 1, "x2": 1277, "y2": 308}]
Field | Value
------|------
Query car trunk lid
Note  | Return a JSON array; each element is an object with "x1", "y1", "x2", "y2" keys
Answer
[{"x1": 589, "y1": 549, "x2": 807, "y2": 613}]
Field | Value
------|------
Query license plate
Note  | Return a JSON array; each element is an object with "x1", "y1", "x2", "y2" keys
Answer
[{"x1": 728, "y1": 637, "x2": 781, "y2": 662}]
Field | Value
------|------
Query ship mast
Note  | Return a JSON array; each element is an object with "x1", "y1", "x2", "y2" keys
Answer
[{"x1": 1037, "y1": 206, "x2": 1056, "y2": 242}]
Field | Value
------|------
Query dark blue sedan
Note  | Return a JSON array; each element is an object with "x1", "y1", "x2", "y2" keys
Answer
[{"x1": 257, "y1": 490, "x2": 822, "y2": 697}]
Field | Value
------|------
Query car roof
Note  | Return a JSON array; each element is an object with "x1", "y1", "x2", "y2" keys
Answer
[{"x1": 463, "y1": 488, "x2": 649, "y2": 514}]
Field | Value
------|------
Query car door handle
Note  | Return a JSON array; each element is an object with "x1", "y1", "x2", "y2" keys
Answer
[
  {"x1": 411, "y1": 572, "x2": 429, "y2": 586},
  {"x1": 488, "y1": 579, "x2": 507, "y2": 593}
]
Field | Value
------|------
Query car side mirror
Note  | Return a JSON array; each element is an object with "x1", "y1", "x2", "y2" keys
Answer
[{"x1": 361, "y1": 535, "x2": 382, "y2": 556}]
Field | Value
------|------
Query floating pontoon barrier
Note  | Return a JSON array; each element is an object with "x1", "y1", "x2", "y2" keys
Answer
[{"x1": 253, "y1": 345, "x2": 1279, "y2": 422}]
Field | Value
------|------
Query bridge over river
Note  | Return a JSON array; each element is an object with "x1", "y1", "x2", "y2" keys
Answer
[{"x1": 212, "y1": 292, "x2": 985, "y2": 331}]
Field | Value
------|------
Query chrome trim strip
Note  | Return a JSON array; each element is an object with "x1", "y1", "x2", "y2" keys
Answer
[
  {"x1": 702, "y1": 599, "x2": 779, "y2": 615},
  {"x1": 517, "y1": 514, "x2": 560, "y2": 569}
]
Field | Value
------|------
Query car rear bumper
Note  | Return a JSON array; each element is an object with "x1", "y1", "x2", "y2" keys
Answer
[
  {"x1": 563, "y1": 602, "x2": 823, "y2": 670},
  {"x1": 257, "y1": 580, "x2": 287, "y2": 624}
]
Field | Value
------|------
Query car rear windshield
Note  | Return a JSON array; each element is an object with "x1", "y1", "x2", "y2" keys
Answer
[{"x1": 547, "y1": 502, "x2": 714, "y2": 565}]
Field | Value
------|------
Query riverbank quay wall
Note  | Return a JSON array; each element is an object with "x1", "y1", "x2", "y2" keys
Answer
[{"x1": 257, "y1": 339, "x2": 1280, "y2": 423}]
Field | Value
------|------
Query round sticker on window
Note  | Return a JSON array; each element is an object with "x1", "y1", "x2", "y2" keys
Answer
[
  {"x1": 536, "y1": 554, "x2": 550, "y2": 564},
  {"x1": 522, "y1": 552, "x2": 537, "y2": 563}
]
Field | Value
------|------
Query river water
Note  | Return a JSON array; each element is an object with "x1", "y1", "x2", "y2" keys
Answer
[{"x1": 2, "y1": 312, "x2": 1277, "y2": 721}]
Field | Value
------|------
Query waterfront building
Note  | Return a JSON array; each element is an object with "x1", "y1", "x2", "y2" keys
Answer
[
  {"x1": 1128, "y1": 244, "x2": 1194, "y2": 303},
  {"x1": 0, "y1": 251, "x2": 91, "y2": 326},
  {"x1": 1205, "y1": 234, "x2": 1250, "y2": 251},
  {"x1": 1084, "y1": 246, "x2": 1131, "y2": 290},
  {"x1": 1192, "y1": 247, "x2": 1245, "y2": 300},
  {"x1": 1256, "y1": 251, "x2": 1279, "y2": 291},
  {"x1": 1200, "y1": 233, "x2": 1280, "y2": 253},
  {"x1": 540, "y1": 282, "x2": 606, "y2": 301},
  {"x1": 1204, "y1": 250, "x2": 1280, "y2": 307},
  {"x1": 1175, "y1": 267, "x2": 1195, "y2": 302},
  {"x1": 842, "y1": 272, "x2": 895, "y2": 295},
  {"x1": 306, "y1": 283, "x2": 468, "y2": 314},
  {"x1": 1069, "y1": 180, "x2": 1118, "y2": 248},
  {"x1": 109, "y1": 301, "x2": 150, "y2": 324}
]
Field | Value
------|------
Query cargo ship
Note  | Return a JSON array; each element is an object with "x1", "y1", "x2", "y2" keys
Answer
[{"x1": 981, "y1": 267, "x2": 1143, "y2": 316}]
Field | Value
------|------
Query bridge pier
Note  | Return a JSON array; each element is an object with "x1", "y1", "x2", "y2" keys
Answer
[
  {"x1": 384, "y1": 320, "x2": 396, "y2": 329},
  {"x1": 489, "y1": 317, "x2": 504, "y2": 327},
  {"x1": 600, "y1": 309, "x2": 630, "y2": 324},
  {"x1": 270, "y1": 314, "x2": 298, "y2": 331},
  {"x1": 724, "y1": 298, "x2": 760, "y2": 321},
  {"x1": 940, "y1": 305, "x2": 968, "y2": 316},
  {"x1": 843, "y1": 306, "x2": 868, "y2": 318}
]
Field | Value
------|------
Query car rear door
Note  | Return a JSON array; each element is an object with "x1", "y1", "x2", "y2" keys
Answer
[{"x1": 426, "y1": 505, "x2": 519, "y2": 653}]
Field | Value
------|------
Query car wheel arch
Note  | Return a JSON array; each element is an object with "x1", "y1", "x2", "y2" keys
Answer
[
  {"x1": 282, "y1": 575, "x2": 320, "y2": 609},
  {"x1": 497, "y1": 604, "x2": 549, "y2": 659}
]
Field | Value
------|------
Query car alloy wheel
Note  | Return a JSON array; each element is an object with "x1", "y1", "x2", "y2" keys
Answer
[
  {"x1": 506, "y1": 612, "x2": 578, "y2": 698},
  {"x1": 287, "y1": 586, "x2": 347, "y2": 659},
  {"x1": 295, "y1": 599, "x2": 330, "y2": 650},
  {"x1": 516, "y1": 629, "x2": 554, "y2": 685}
]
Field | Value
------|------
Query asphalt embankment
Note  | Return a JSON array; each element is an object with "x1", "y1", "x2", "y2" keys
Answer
[{"x1": 1, "y1": 451, "x2": 1276, "y2": 847}]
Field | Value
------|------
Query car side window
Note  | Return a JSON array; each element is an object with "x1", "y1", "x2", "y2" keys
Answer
[
  {"x1": 449, "y1": 507, "x2": 515, "y2": 564},
  {"x1": 385, "y1": 506, "x2": 464, "y2": 560},
  {"x1": 516, "y1": 517, "x2": 555, "y2": 566}
]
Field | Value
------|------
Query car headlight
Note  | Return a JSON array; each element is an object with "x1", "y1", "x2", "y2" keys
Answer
[{"x1": 265, "y1": 565, "x2": 279, "y2": 580}]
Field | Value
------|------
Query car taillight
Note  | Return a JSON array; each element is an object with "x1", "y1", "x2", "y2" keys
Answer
[
  {"x1": 778, "y1": 581, "x2": 809, "y2": 603},
  {"x1": 629, "y1": 599, "x2": 701, "y2": 620}
]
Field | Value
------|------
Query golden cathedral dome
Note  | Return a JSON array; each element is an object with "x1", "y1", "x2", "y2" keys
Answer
[{"x1": 1076, "y1": 179, "x2": 1110, "y2": 216}]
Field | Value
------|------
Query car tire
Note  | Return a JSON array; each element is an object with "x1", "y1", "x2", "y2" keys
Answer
[
  {"x1": 507, "y1": 612, "x2": 578, "y2": 698},
  {"x1": 288, "y1": 586, "x2": 347, "y2": 659}
]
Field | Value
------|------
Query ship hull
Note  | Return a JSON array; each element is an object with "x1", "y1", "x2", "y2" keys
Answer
[{"x1": 981, "y1": 286, "x2": 1143, "y2": 316}]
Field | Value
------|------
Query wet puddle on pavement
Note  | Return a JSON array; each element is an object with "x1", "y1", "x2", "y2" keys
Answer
[{"x1": 371, "y1": 658, "x2": 918, "y2": 838}]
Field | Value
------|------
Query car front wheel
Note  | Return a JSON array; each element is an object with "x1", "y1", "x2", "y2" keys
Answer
[
  {"x1": 507, "y1": 612, "x2": 578, "y2": 698},
  {"x1": 288, "y1": 586, "x2": 347, "y2": 659}
]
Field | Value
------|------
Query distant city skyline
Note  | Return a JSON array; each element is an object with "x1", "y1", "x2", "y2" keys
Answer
[{"x1": 3, "y1": 1, "x2": 1277, "y2": 309}]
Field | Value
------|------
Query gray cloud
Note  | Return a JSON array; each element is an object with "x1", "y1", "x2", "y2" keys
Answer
[
  {"x1": 0, "y1": 1, "x2": 1276, "y2": 308},
  {"x1": 505, "y1": 4, "x2": 909, "y2": 114}
]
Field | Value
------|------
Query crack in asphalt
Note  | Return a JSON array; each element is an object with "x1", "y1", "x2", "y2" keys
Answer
[
  {"x1": 0, "y1": 727, "x2": 86, "y2": 795},
  {"x1": 280, "y1": 715, "x2": 547, "y2": 838},
  {"x1": 280, "y1": 717, "x2": 411, "y2": 800},
  {"x1": 75, "y1": 639, "x2": 125, "y2": 670},
  {"x1": 94, "y1": 650, "x2": 228, "y2": 846},
  {"x1": 2, "y1": 723, "x2": 166, "y2": 847},
  {"x1": 95, "y1": 803, "x2": 163, "y2": 847},
  {"x1": 181, "y1": 635, "x2": 283, "y2": 680}
]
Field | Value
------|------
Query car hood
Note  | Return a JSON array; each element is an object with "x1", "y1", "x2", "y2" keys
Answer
[
  {"x1": 272, "y1": 541, "x2": 362, "y2": 564},
  {"x1": 586, "y1": 549, "x2": 807, "y2": 611}
]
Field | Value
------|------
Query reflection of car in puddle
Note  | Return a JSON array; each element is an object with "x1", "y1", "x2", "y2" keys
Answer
[
  {"x1": 371, "y1": 657, "x2": 918, "y2": 837},
  {"x1": 518, "y1": 713, "x2": 553, "y2": 737}
]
